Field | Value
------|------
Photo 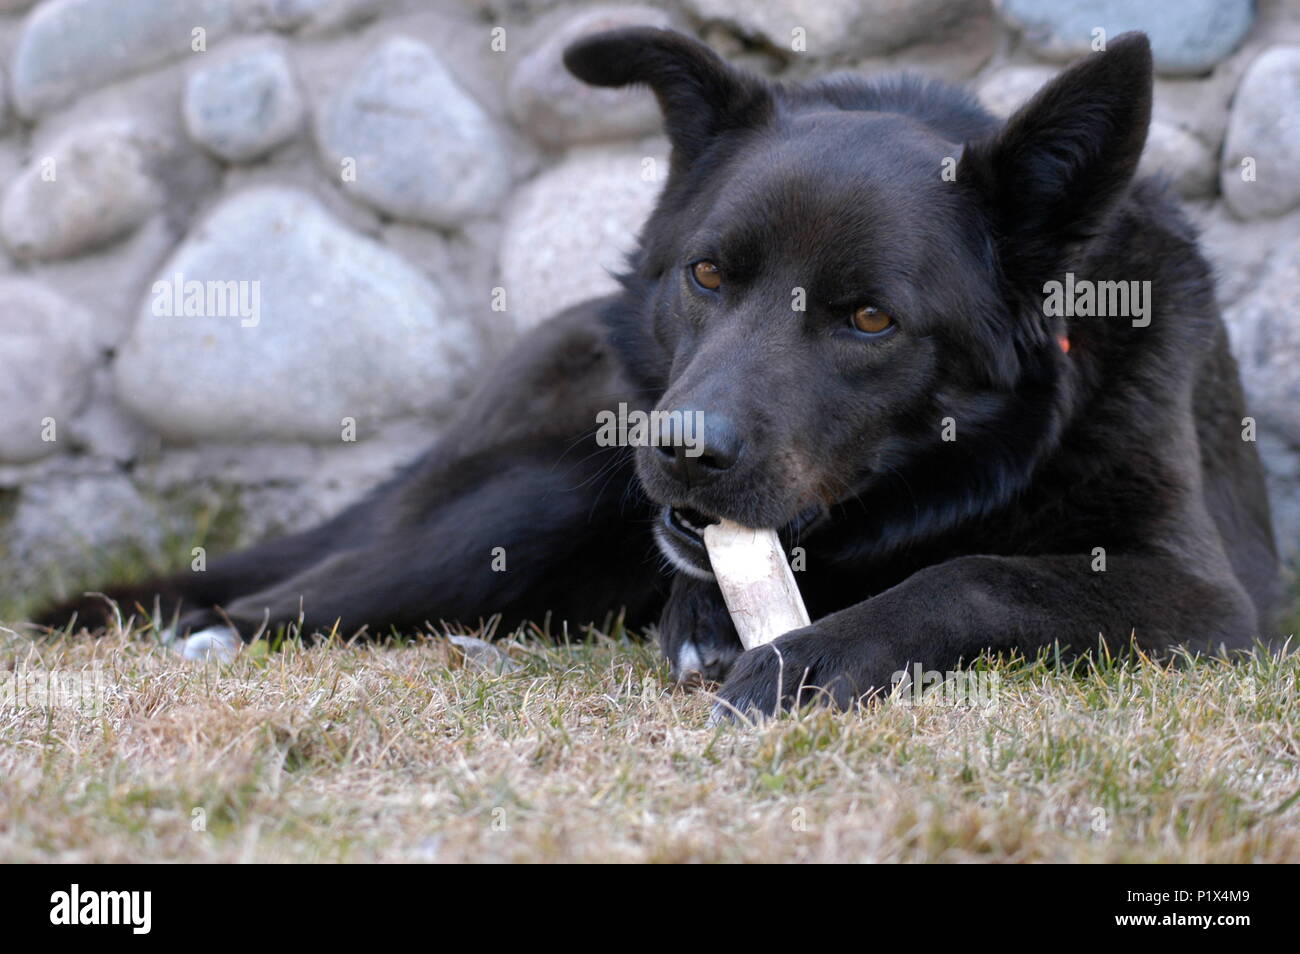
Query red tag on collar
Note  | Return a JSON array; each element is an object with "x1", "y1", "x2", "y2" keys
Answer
[{"x1": 1058, "y1": 336, "x2": 1071, "y2": 354}]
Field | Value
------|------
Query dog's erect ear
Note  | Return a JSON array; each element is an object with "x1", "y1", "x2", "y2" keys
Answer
[
  {"x1": 960, "y1": 32, "x2": 1153, "y2": 282},
  {"x1": 564, "y1": 27, "x2": 771, "y2": 172}
]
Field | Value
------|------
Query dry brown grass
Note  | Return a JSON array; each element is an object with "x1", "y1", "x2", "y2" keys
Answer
[{"x1": 1, "y1": 617, "x2": 1297, "y2": 863}]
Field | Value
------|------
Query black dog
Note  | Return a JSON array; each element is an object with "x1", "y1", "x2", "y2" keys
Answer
[{"x1": 40, "y1": 29, "x2": 1280, "y2": 715}]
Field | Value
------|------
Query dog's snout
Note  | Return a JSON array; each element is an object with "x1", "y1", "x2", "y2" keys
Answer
[{"x1": 655, "y1": 410, "x2": 745, "y2": 485}]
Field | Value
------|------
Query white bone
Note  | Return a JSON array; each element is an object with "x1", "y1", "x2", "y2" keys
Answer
[{"x1": 702, "y1": 519, "x2": 810, "y2": 650}]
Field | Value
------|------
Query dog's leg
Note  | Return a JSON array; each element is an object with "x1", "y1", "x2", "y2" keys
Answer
[
  {"x1": 713, "y1": 552, "x2": 1259, "y2": 716},
  {"x1": 658, "y1": 574, "x2": 742, "y2": 684}
]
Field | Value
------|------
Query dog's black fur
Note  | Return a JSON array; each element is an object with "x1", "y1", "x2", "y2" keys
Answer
[{"x1": 39, "y1": 29, "x2": 1280, "y2": 715}]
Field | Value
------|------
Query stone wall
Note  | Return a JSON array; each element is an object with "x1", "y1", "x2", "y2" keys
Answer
[{"x1": 1, "y1": 0, "x2": 1297, "y2": 615}]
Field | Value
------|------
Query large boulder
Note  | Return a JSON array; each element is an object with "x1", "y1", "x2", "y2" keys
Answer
[
  {"x1": 1221, "y1": 47, "x2": 1300, "y2": 220},
  {"x1": 993, "y1": 0, "x2": 1253, "y2": 75},
  {"x1": 0, "y1": 280, "x2": 98, "y2": 463},
  {"x1": 11, "y1": 0, "x2": 235, "y2": 118},
  {"x1": 499, "y1": 142, "x2": 666, "y2": 332},
  {"x1": 315, "y1": 37, "x2": 511, "y2": 226},
  {"x1": 113, "y1": 187, "x2": 480, "y2": 443}
]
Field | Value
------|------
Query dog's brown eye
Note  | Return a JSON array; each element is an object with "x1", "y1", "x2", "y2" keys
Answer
[
  {"x1": 851, "y1": 305, "x2": 893, "y2": 335},
  {"x1": 692, "y1": 261, "x2": 722, "y2": 290}
]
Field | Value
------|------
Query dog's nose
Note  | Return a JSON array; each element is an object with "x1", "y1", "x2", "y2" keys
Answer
[{"x1": 655, "y1": 411, "x2": 744, "y2": 485}]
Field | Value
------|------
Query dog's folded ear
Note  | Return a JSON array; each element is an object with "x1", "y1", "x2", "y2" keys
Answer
[
  {"x1": 960, "y1": 31, "x2": 1153, "y2": 282},
  {"x1": 564, "y1": 27, "x2": 771, "y2": 173}
]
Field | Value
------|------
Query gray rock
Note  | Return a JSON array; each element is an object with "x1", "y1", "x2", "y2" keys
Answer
[
  {"x1": 122, "y1": 418, "x2": 438, "y2": 561},
  {"x1": 993, "y1": 0, "x2": 1253, "y2": 76},
  {"x1": 133, "y1": 416, "x2": 437, "y2": 533},
  {"x1": 499, "y1": 142, "x2": 666, "y2": 332},
  {"x1": 1258, "y1": 432, "x2": 1300, "y2": 564},
  {"x1": 787, "y1": 4, "x2": 996, "y2": 83},
  {"x1": 11, "y1": 0, "x2": 235, "y2": 119},
  {"x1": 1139, "y1": 119, "x2": 1215, "y2": 198},
  {"x1": 1191, "y1": 202, "x2": 1300, "y2": 305},
  {"x1": 1221, "y1": 46, "x2": 1300, "y2": 220},
  {"x1": 28, "y1": 217, "x2": 182, "y2": 351},
  {"x1": 507, "y1": 5, "x2": 671, "y2": 148},
  {"x1": 183, "y1": 41, "x2": 305, "y2": 163},
  {"x1": 682, "y1": 0, "x2": 985, "y2": 60},
  {"x1": 381, "y1": 218, "x2": 503, "y2": 351},
  {"x1": 0, "y1": 280, "x2": 98, "y2": 463},
  {"x1": 975, "y1": 64, "x2": 1056, "y2": 117},
  {"x1": 113, "y1": 186, "x2": 480, "y2": 443},
  {"x1": 0, "y1": 142, "x2": 26, "y2": 258},
  {"x1": 1222, "y1": 234, "x2": 1300, "y2": 449},
  {"x1": 0, "y1": 468, "x2": 163, "y2": 613},
  {"x1": 15, "y1": 55, "x2": 227, "y2": 242},
  {"x1": 976, "y1": 65, "x2": 1216, "y2": 198},
  {"x1": 447, "y1": 634, "x2": 520, "y2": 674},
  {"x1": 474, "y1": 0, "x2": 567, "y2": 19},
  {"x1": 0, "y1": 73, "x2": 10, "y2": 138},
  {"x1": 219, "y1": 142, "x2": 383, "y2": 235},
  {"x1": 70, "y1": 366, "x2": 154, "y2": 464},
  {"x1": 316, "y1": 36, "x2": 511, "y2": 226},
  {"x1": 253, "y1": 0, "x2": 384, "y2": 34},
  {"x1": 1152, "y1": 72, "x2": 1239, "y2": 164},
  {"x1": 0, "y1": 122, "x2": 162, "y2": 262}
]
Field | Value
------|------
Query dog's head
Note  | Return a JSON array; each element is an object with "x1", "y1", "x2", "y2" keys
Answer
[{"x1": 565, "y1": 29, "x2": 1153, "y2": 576}]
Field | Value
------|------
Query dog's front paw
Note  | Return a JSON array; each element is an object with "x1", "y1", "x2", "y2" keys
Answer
[
  {"x1": 659, "y1": 575, "x2": 743, "y2": 685},
  {"x1": 712, "y1": 625, "x2": 892, "y2": 720}
]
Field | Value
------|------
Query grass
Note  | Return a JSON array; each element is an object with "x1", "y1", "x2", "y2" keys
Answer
[{"x1": 1, "y1": 612, "x2": 1298, "y2": 863}]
